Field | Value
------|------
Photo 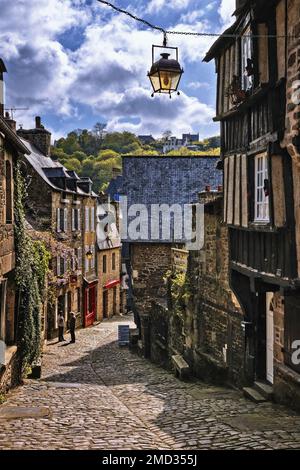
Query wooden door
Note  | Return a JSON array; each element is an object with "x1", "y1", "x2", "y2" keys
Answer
[{"x1": 103, "y1": 290, "x2": 108, "y2": 318}]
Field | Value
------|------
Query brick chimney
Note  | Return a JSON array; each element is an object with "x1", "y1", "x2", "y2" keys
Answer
[
  {"x1": 17, "y1": 116, "x2": 51, "y2": 156},
  {"x1": 0, "y1": 58, "x2": 7, "y2": 117}
]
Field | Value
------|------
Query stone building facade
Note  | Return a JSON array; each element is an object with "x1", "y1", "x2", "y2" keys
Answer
[
  {"x1": 121, "y1": 156, "x2": 222, "y2": 359},
  {"x1": 186, "y1": 192, "x2": 245, "y2": 387},
  {"x1": 0, "y1": 111, "x2": 30, "y2": 392},
  {"x1": 96, "y1": 194, "x2": 121, "y2": 321},
  {"x1": 17, "y1": 118, "x2": 98, "y2": 338}
]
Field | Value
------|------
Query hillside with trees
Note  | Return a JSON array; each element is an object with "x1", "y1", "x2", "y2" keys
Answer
[{"x1": 51, "y1": 123, "x2": 220, "y2": 192}]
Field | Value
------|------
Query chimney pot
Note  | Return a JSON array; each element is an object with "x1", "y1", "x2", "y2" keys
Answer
[{"x1": 35, "y1": 116, "x2": 41, "y2": 128}]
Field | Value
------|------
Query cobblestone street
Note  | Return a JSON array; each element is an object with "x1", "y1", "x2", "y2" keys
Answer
[{"x1": 0, "y1": 315, "x2": 300, "y2": 450}]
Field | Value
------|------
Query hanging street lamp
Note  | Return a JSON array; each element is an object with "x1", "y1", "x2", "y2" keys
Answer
[
  {"x1": 86, "y1": 249, "x2": 93, "y2": 261},
  {"x1": 148, "y1": 33, "x2": 184, "y2": 98}
]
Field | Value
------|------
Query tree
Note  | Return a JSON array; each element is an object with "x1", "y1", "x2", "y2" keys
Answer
[
  {"x1": 63, "y1": 158, "x2": 81, "y2": 173},
  {"x1": 93, "y1": 122, "x2": 107, "y2": 141},
  {"x1": 162, "y1": 130, "x2": 172, "y2": 141},
  {"x1": 97, "y1": 149, "x2": 119, "y2": 161}
]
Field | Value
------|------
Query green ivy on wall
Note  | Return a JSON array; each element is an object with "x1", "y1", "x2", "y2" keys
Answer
[
  {"x1": 164, "y1": 269, "x2": 191, "y2": 317},
  {"x1": 14, "y1": 163, "x2": 50, "y2": 373}
]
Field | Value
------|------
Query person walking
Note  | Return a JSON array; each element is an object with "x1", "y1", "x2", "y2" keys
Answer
[
  {"x1": 69, "y1": 312, "x2": 76, "y2": 343},
  {"x1": 58, "y1": 313, "x2": 65, "y2": 342}
]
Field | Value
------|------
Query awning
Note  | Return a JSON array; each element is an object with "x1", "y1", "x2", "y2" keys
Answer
[
  {"x1": 104, "y1": 279, "x2": 120, "y2": 289},
  {"x1": 83, "y1": 277, "x2": 99, "y2": 287}
]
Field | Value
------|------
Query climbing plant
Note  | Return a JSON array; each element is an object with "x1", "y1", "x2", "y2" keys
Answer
[
  {"x1": 14, "y1": 163, "x2": 50, "y2": 373},
  {"x1": 164, "y1": 269, "x2": 192, "y2": 316}
]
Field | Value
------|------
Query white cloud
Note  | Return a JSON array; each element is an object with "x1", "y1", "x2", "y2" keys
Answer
[
  {"x1": 0, "y1": 0, "x2": 218, "y2": 138},
  {"x1": 187, "y1": 81, "x2": 211, "y2": 90},
  {"x1": 218, "y1": 0, "x2": 236, "y2": 28},
  {"x1": 146, "y1": 0, "x2": 191, "y2": 14}
]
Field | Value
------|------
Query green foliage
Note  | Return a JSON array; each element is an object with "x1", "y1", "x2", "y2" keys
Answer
[
  {"x1": 51, "y1": 124, "x2": 220, "y2": 192},
  {"x1": 14, "y1": 164, "x2": 50, "y2": 373},
  {"x1": 167, "y1": 147, "x2": 220, "y2": 156},
  {"x1": 63, "y1": 158, "x2": 81, "y2": 173},
  {"x1": 165, "y1": 269, "x2": 191, "y2": 316}
]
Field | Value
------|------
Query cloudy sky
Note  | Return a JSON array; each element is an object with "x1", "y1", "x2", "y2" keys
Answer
[{"x1": 0, "y1": 0, "x2": 236, "y2": 140}]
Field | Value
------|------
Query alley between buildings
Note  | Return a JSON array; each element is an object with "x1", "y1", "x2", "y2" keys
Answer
[{"x1": 0, "y1": 316, "x2": 300, "y2": 450}]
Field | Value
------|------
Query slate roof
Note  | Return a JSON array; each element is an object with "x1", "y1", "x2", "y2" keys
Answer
[
  {"x1": 20, "y1": 137, "x2": 97, "y2": 197},
  {"x1": 121, "y1": 155, "x2": 222, "y2": 243},
  {"x1": 106, "y1": 175, "x2": 124, "y2": 202}
]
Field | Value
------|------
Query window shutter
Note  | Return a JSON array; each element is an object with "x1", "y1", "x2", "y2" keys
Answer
[
  {"x1": 91, "y1": 245, "x2": 95, "y2": 269},
  {"x1": 64, "y1": 257, "x2": 68, "y2": 274},
  {"x1": 91, "y1": 207, "x2": 95, "y2": 231},
  {"x1": 64, "y1": 208, "x2": 68, "y2": 232},
  {"x1": 71, "y1": 251, "x2": 75, "y2": 271},
  {"x1": 85, "y1": 245, "x2": 89, "y2": 272},
  {"x1": 77, "y1": 247, "x2": 82, "y2": 271},
  {"x1": 85, "y1": 207, "x2": 90, "y2": 232},
  {"x1": 57, "y1": 208, "x2": 61, "y2": 232},
  {"x1": 72, "y1": 209, "x2": 75, "y2": 231},
  {"x1": 77, "y1": 209, "x2": 81, "y2": 232}
]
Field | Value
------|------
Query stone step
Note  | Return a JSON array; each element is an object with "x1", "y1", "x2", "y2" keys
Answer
[
  {"x1": 254, "y1": 381, "x2": 273, "y2": 400},
  {"x1": 243, "y1": 387, "x2": 267, "y2": 403}
]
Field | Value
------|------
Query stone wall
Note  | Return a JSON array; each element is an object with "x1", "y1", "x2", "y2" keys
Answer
[
  {"x1": 275, "y1": 0, "x2": 300, "y2": 411},
  {"x1": 0, "y1": 135, "x2": 20, "y2": 392},
  {"x1": 187, "y1": 194, "x2": 245, "y2": 387},
  {"x1": 284, "y1": 0, "x2": 300, "y2": 276},
  {"x1": 0, "y1": 348, "x2": 21, "y2": 394},
  {"x1": 131, "y1": 243, "x2": 173, "y2": 300}
]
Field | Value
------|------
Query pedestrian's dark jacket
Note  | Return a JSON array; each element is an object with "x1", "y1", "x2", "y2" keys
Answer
[{"x1": 70, "y1": 316, "x2": 76, "y2": 331}]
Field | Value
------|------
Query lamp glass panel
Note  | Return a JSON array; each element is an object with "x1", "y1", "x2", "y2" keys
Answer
[
  {"x1": 149, "y1": 72, "x2": 161, "y2": 92},
  {"x1": 170, "y1": 72, "x2": 182, "y2": 90},
  {"x1": 159, "y1": 70, "x2": 182, "y2": 92}
]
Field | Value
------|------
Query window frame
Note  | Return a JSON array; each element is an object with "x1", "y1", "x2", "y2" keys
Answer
[
  {"x1": 103, "y1": 254, "x2": 107, "y2": 274},
  {"x1": 241, "y1": 25, "x2": 253, "y2": 92},
  {"x1": 254, "y1": 154, "x2": 270, "y2": 223}
]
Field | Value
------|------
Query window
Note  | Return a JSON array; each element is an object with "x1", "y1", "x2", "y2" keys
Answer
[
  {"x1": 72, "y1": 208, "x2": 80, "y2": 231},
  {"x1": 57, "y1": 208, "x2": 68, "y2": 232},
  {"x1": 103, "y1": 255, "x2": 107, "y2": 274},
  {"x1": 5, "y1": 161, "x2": 13, "y2": 224},
  {"x1": 57, "y1": 256, "x2": 67, "y2": 276},
  {"x1": 90, "y1": 245, "x2": 95, "y2": 270},
  {"x1": 112, "y1": 253, "x2": 116, "y2": 271},
  {"x1": 90, "y1": 207, "x2": 95, "y2": 232},
  {"x1": 254, "y1": 154, "x2": 269, "y2": 222},
  {"x1": 76, "y1": 247, "x2": 82, "y2": 271},
  {"x1": 71, "y1": 251, "x2": 76, "y2": 271},
  {"x1": 54, "y1": 299, "x2": 58, "y2": 329},
  {"x1": 241, "y1": 26, "x2": 253, "y2": 91},
  {"x1": 85, "y1": 207, "x2": 90, "y2": 232},
  {"x1": 85, "y1": 245, "x2": 90, "y2": 273}
]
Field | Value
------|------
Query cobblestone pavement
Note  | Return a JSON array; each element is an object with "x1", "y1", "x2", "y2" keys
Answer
[{"x1": 1, "y1": 315, "x2": 300, "y2": 450}]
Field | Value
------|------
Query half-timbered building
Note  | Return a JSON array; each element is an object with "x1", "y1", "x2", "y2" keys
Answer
[{"x1": 204, "y1": 0, "x2": 300, "y2": 408}]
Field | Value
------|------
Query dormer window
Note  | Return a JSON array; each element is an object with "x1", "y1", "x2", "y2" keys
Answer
[{"x1": 241, "y1": 26, "x2": 254, "y2": 92}]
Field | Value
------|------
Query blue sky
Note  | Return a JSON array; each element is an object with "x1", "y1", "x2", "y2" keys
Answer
[{"x1": 0, "y1": 0, "x2": 235, "y2": 140}]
